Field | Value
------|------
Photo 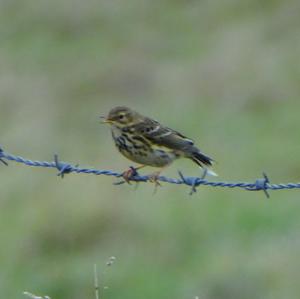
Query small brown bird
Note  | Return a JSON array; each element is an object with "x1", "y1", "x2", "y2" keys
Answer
[{"x1": 102, "y1": 106, "x2": 216, "y2": 181}]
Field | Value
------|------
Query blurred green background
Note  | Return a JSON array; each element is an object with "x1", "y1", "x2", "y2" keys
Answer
[{"x1": 1, "y1": 0, "x2": 300, "y2": 298}]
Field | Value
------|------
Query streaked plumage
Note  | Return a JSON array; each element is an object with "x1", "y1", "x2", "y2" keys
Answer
[{"x1": 102, "y1": 106, "x2": 216, "y2": 175}]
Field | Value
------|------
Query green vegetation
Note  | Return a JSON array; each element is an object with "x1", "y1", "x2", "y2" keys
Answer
[{"x1": 1, "y1": 0, "x2": 300, "y2": 298}]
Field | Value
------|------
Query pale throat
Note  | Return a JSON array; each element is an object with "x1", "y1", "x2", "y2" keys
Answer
[{"x1": 111, "y1": 125, "x2": 123, "y2": 138}]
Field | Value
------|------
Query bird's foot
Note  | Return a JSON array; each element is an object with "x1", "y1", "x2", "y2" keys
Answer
[
  {"x1": 122, "y1": 166, "x2": 139, "y2": 184},
  {"x1": 148, "y1": 171, "x2": 161, "y2": 190},
  {"x1": 114, "y1": 165, "x2": 146, "y2": 186}
]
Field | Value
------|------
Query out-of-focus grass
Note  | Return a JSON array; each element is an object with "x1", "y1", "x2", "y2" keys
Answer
[{"x1": 1, "y1": 1, "x2": 300, "y2": 298}]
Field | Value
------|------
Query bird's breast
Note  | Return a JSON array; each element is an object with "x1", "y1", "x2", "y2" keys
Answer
[{"x1": 110, "y1": 126, "x2": 179, "y2": 167}]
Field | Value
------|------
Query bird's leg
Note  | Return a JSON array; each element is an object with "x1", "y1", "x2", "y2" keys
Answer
[
  {"x1": 148, "y1": 171, "x2": 162, "y2": 186},
  {"x1": 148, "y1": 166, "x2": 169, "y2": 191},
  {"x1": 122, "y1": 165, "x2": 146, "y2": 184}
]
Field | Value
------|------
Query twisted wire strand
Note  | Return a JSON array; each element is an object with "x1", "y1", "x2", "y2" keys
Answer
[{"x1": 1, "y1": 147, "x2": 300, "y2": 197}]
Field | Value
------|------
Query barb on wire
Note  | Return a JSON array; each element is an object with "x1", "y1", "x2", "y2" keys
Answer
[
  {"x1": 54, "y1": 154, "x2": 76, "y2": 178},
  {"x1": 0, "y1": 147, "x2": 8, "y2": 166},
  {"x1": 245, "y1": 172, "x2": 270, "y2": 198},
  {"x1": 1, "y1": 147, "x2": 300, "y2": 197}
]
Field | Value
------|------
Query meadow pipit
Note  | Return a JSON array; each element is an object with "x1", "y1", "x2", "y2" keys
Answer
[{"x1": 102, "y1": 106, "x2": 216, "y2": 182}]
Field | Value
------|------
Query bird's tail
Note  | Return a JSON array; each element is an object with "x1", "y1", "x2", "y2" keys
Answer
[{"x1": 191, "y1": 151, "x2": 218, "y2": 176}]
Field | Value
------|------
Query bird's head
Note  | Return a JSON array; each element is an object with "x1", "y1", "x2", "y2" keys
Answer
[{"x1": 101, "y1": 106, "x2": 139, "y2": 128}]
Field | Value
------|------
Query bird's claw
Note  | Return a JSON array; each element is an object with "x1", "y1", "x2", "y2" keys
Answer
[
  {"x1": 122, "y1": 167, "x2": 138, "y2": 184},
  {"x1": 148, "y1": 172, "x2": 162, "y2": 194}
]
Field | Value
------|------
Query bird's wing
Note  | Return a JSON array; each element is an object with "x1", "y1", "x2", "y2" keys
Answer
[{"x1": 133, "y1": 118, "x2": 194, "y2": 151}]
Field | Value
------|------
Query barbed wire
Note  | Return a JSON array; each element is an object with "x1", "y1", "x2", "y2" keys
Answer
[{"x1": 1, "y1": 146, "x2": 300, "y2": 197}]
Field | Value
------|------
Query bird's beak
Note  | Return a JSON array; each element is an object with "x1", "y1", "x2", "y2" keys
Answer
[{"x1": 99, "y1": 116, "x2": 113, "y2": 124}]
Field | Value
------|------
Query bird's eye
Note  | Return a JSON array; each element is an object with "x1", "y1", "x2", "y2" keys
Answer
[{"x1": 119, "y1": 114, "x2": 124, "y2": 120}]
